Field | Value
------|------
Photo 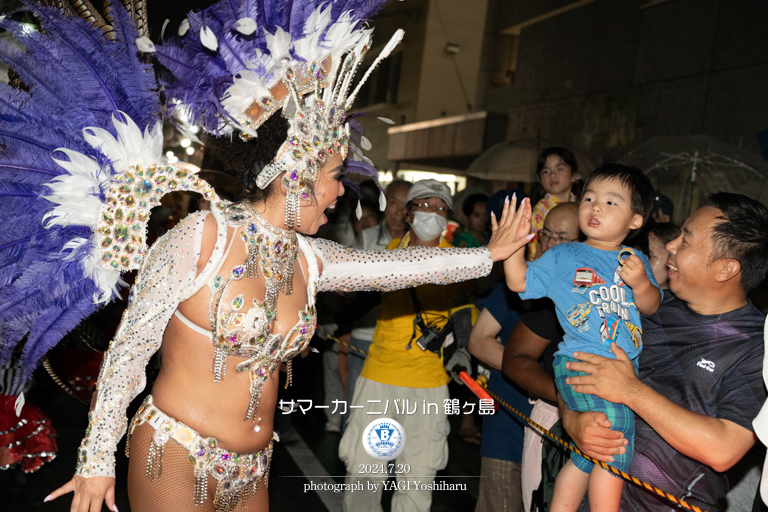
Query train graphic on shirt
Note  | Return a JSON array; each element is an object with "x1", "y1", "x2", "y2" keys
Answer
[
  {"x1": 566, "y1": 302, "x2": 593, "y2": 332},
  {"x1": 566, "y1": 267, "x2": 642, "y2": 350},
  {"x1": 599, "y1": 317, "x2": 642, "y2": 349},
  {"x1": 573, "y1": 268, "x2": 607, "y2": 288}
]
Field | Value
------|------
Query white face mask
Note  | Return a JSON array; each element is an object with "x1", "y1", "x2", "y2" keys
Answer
[{"x1": 410, "y1": 211, "x2": 448, "y2": 242}]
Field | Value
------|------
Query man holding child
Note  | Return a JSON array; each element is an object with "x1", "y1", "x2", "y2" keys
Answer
[{"x1": 564, "y1": 192, "x2": 768, "y2": 511}]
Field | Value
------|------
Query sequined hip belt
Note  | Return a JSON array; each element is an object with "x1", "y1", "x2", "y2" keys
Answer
[{"x1": 127, "y1": 395, "x2": 274, "y2": 512}]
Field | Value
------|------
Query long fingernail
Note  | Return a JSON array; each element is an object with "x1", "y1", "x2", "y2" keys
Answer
[
  {"x1": 512, "y1": 192, "x2": 517, "y2": 201},
  {"x1": 114, "y1": 506, "x2": 119, "y2": 512},
  {"x1": 526, "y1": 233, "x2": 535, "y2": 241},
  {"x1": 44, "y1": 495, "x2": 52, "y2": 503},
  {"x1": 505, "y1": 195, "x2": 509, "y2": 204}
]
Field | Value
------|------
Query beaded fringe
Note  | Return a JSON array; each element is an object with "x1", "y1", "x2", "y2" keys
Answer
[
  {"x1": 214, "y1": 481, "x2": 241, "y2": 512},
  {"x1": 284, "y1": 359, "x2": 293, "y2": 389},
  {"x1": 125, "y1": 430, "x2": 132, "y2": 458},
  {"x1": 145, "y1": 439, "x2": 165, "y2": 480},
  {"x1": 244, "y1": 245, "x2": 260, "y2": 279},
  {"x1": 194, "y1": 468, "x2": 207, "y2": 506},
  {"x1": 245, "y1": 390, "x2": 261, "y2": 422},
  {"x1": 212, "y1": 348, "x2": 227, "y2": 383},
  {"x1": 285, "y1": 193, "x2": 300, "y2": 228}
]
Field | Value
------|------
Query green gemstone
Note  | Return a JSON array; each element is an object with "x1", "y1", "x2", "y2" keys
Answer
[{"x1": 114, "y1": 225, "x2": 129, "y2": 242}]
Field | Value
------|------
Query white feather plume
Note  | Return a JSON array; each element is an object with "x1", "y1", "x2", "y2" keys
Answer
[{"x1": 43, "y1": 113, "x2": 166, "y2": 304}]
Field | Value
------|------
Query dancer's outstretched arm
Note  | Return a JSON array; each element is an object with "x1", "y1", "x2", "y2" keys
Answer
[{"x1": 312, "y1": 195, "x2": 533, "y2": 293}]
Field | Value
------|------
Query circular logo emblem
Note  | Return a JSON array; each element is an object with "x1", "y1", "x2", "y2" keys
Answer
[{"x1": 362, "y1": 418, "x2": 406, "y2": 461}]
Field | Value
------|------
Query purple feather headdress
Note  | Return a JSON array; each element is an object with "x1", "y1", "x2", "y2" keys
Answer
[{"x1": 151, "y1": 0, "x2": 403, "y2": 222}]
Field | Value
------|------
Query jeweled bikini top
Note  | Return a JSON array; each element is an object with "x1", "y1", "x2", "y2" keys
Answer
[{"x1": 210, "y1": 201, "x2": 317, "y2": 420}]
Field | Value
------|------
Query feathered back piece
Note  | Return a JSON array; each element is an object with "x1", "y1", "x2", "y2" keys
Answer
[
  {"x1": 153, "y1": 0, "x2": 403, "y2": 226},
  {"x1": 0, "y1": 0, "x2": 217, "y2": 384}
]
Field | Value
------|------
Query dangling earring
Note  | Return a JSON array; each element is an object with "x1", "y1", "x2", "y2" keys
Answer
[{"x1": 284, "y1": 189, "x2": 300, "y2": 228}]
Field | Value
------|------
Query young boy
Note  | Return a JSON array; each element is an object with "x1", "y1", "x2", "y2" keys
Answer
[{"x1": 505, "y1": 164, "x2": 661, "y2": 512}]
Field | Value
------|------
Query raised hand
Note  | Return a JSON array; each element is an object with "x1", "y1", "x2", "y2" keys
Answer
[
  {"x1": 487, "y1": 195, "x2": 533, "y2": 262},
  {"x1": 618, "y1": 254, "x2": 648, "y2": 288}
]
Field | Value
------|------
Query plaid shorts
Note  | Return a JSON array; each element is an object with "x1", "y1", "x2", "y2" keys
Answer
[{"x1": 554, "y1": 355, "x2": 635, "y2": 474}]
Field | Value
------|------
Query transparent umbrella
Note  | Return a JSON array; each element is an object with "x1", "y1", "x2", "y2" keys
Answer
[
  {"x1": 618, "y1": 136, "x2": 768, "y2": 224},
  {"x1": 465, "y1": 140, "x2": 596, "y2": 182}
]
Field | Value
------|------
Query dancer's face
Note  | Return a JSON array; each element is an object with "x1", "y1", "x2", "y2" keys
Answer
[{"x1": 296, "y1": 153, "x2": 345, "y2": 235}]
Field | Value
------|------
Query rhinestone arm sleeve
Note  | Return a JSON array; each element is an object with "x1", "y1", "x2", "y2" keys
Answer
[
  {"x1": 309, "y1": 237, "x2": 493, "y2": 293},
  {"x1": 75, "y1": 213, "x2": 207, "y2": 478}
]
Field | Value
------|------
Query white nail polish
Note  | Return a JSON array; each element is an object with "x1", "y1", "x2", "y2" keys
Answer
[
  {"x1": 43, "y1": 495, "x2": 52, "y2": 503},
  {"x1": 114, "y1": 506, "x2": 119, "y2": 512}
]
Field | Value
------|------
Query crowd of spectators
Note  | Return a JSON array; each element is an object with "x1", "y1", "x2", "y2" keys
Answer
[{"x1": 309, "y1": 146, "x2": 768, "y2": 512}]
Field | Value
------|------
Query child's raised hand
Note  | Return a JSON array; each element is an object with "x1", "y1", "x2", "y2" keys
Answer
[
  {"x1": 618, "y1": 254, "x2": 648, "y2": 288},
  {"x1": 487, "y1": 194, "x2": 534, "y2": 262}
]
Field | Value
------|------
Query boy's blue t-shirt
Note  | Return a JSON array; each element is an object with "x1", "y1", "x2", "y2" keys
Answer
[{"x1": 520, "y1": 242, "x2": 660, "y2": 361}]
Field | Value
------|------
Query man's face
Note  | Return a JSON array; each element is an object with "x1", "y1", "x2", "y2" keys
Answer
[
  {"x1": 540, "y1": 207, "x2": 580, "y2": 255},
  {"x1": 352, "y1": 206, "x2": 379, "y2": 236},
  {"x1": 384, "y1": 185, "x2": 409, "y2": 232},
  {"x1": 665, "y1": 206, "x2": 722, "y2": 301},
  {"x1": 405, "y1": 196, "x2": 450, "y2": 224}
]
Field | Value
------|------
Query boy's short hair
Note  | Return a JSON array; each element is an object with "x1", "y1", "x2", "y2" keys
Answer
[
  {"x1": 707, "y1": 192, "x2": 768, "y2": 292},
  {"x1": 582, "y1": 164, "x2": 654, "y2": 224}
]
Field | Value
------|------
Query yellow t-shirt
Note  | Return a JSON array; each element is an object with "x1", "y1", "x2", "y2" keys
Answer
[{"x1": 360, "y1": 237, "x2": 472, "y2": 388}]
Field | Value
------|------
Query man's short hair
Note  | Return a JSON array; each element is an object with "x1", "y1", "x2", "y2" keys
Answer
[
  {"x1": 707, "y1": 192, "x2": 768, "y2": 292},
  {"x1": 385, "y1": 179, "x2": 412, "y2": 195},
  {"x1": 582, "y1": 164, "x2": 654, "y2": 224}
]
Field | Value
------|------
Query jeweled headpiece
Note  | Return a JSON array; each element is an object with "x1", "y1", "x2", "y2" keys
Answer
[{"x1": 153, "y1": 0, "x2": 402, "y2": 227}]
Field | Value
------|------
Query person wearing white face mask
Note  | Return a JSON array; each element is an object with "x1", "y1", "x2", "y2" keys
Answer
[{"x1": 340, "y1": 179, "x2": 486, "y2": 512}]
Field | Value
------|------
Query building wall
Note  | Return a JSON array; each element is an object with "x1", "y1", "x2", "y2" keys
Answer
[
  {"x1": 485, "y1": 0, "x2": 768, "y2": 162},
  {"x1": 354, "y1": 0, "x2": 490, "y2": 173},
  {"x1": 414, "y1": 0, "x2": 489, "y2": 121}
]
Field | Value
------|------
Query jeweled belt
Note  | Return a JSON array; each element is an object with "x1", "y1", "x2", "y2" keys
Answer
[{"x1": 127, "y1": 396, "x2": 275, "y2": 511}]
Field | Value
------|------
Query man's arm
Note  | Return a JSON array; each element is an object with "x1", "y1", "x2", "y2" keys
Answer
[
  {"x1": 558, "y1": 394, "x2": 627, "y2": 463},
  {"x1": 567, "y1": 345, "x2": 756, "y2": 472},
  {"x1": 468, "y1": 309, "x2": 504, "y2": 371},
  {"x1": 502, "y1": 321, "x2": 557, "y2": 402}
]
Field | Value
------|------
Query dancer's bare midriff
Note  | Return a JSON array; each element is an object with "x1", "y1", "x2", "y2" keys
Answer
[{"x1": 152, "y1": 218, "x2": 313, "y2": 455}]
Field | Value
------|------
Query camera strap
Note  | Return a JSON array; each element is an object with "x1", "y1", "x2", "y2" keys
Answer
[{"x1": 406, "y1": 287, "x2": 450, "y2": 354}]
